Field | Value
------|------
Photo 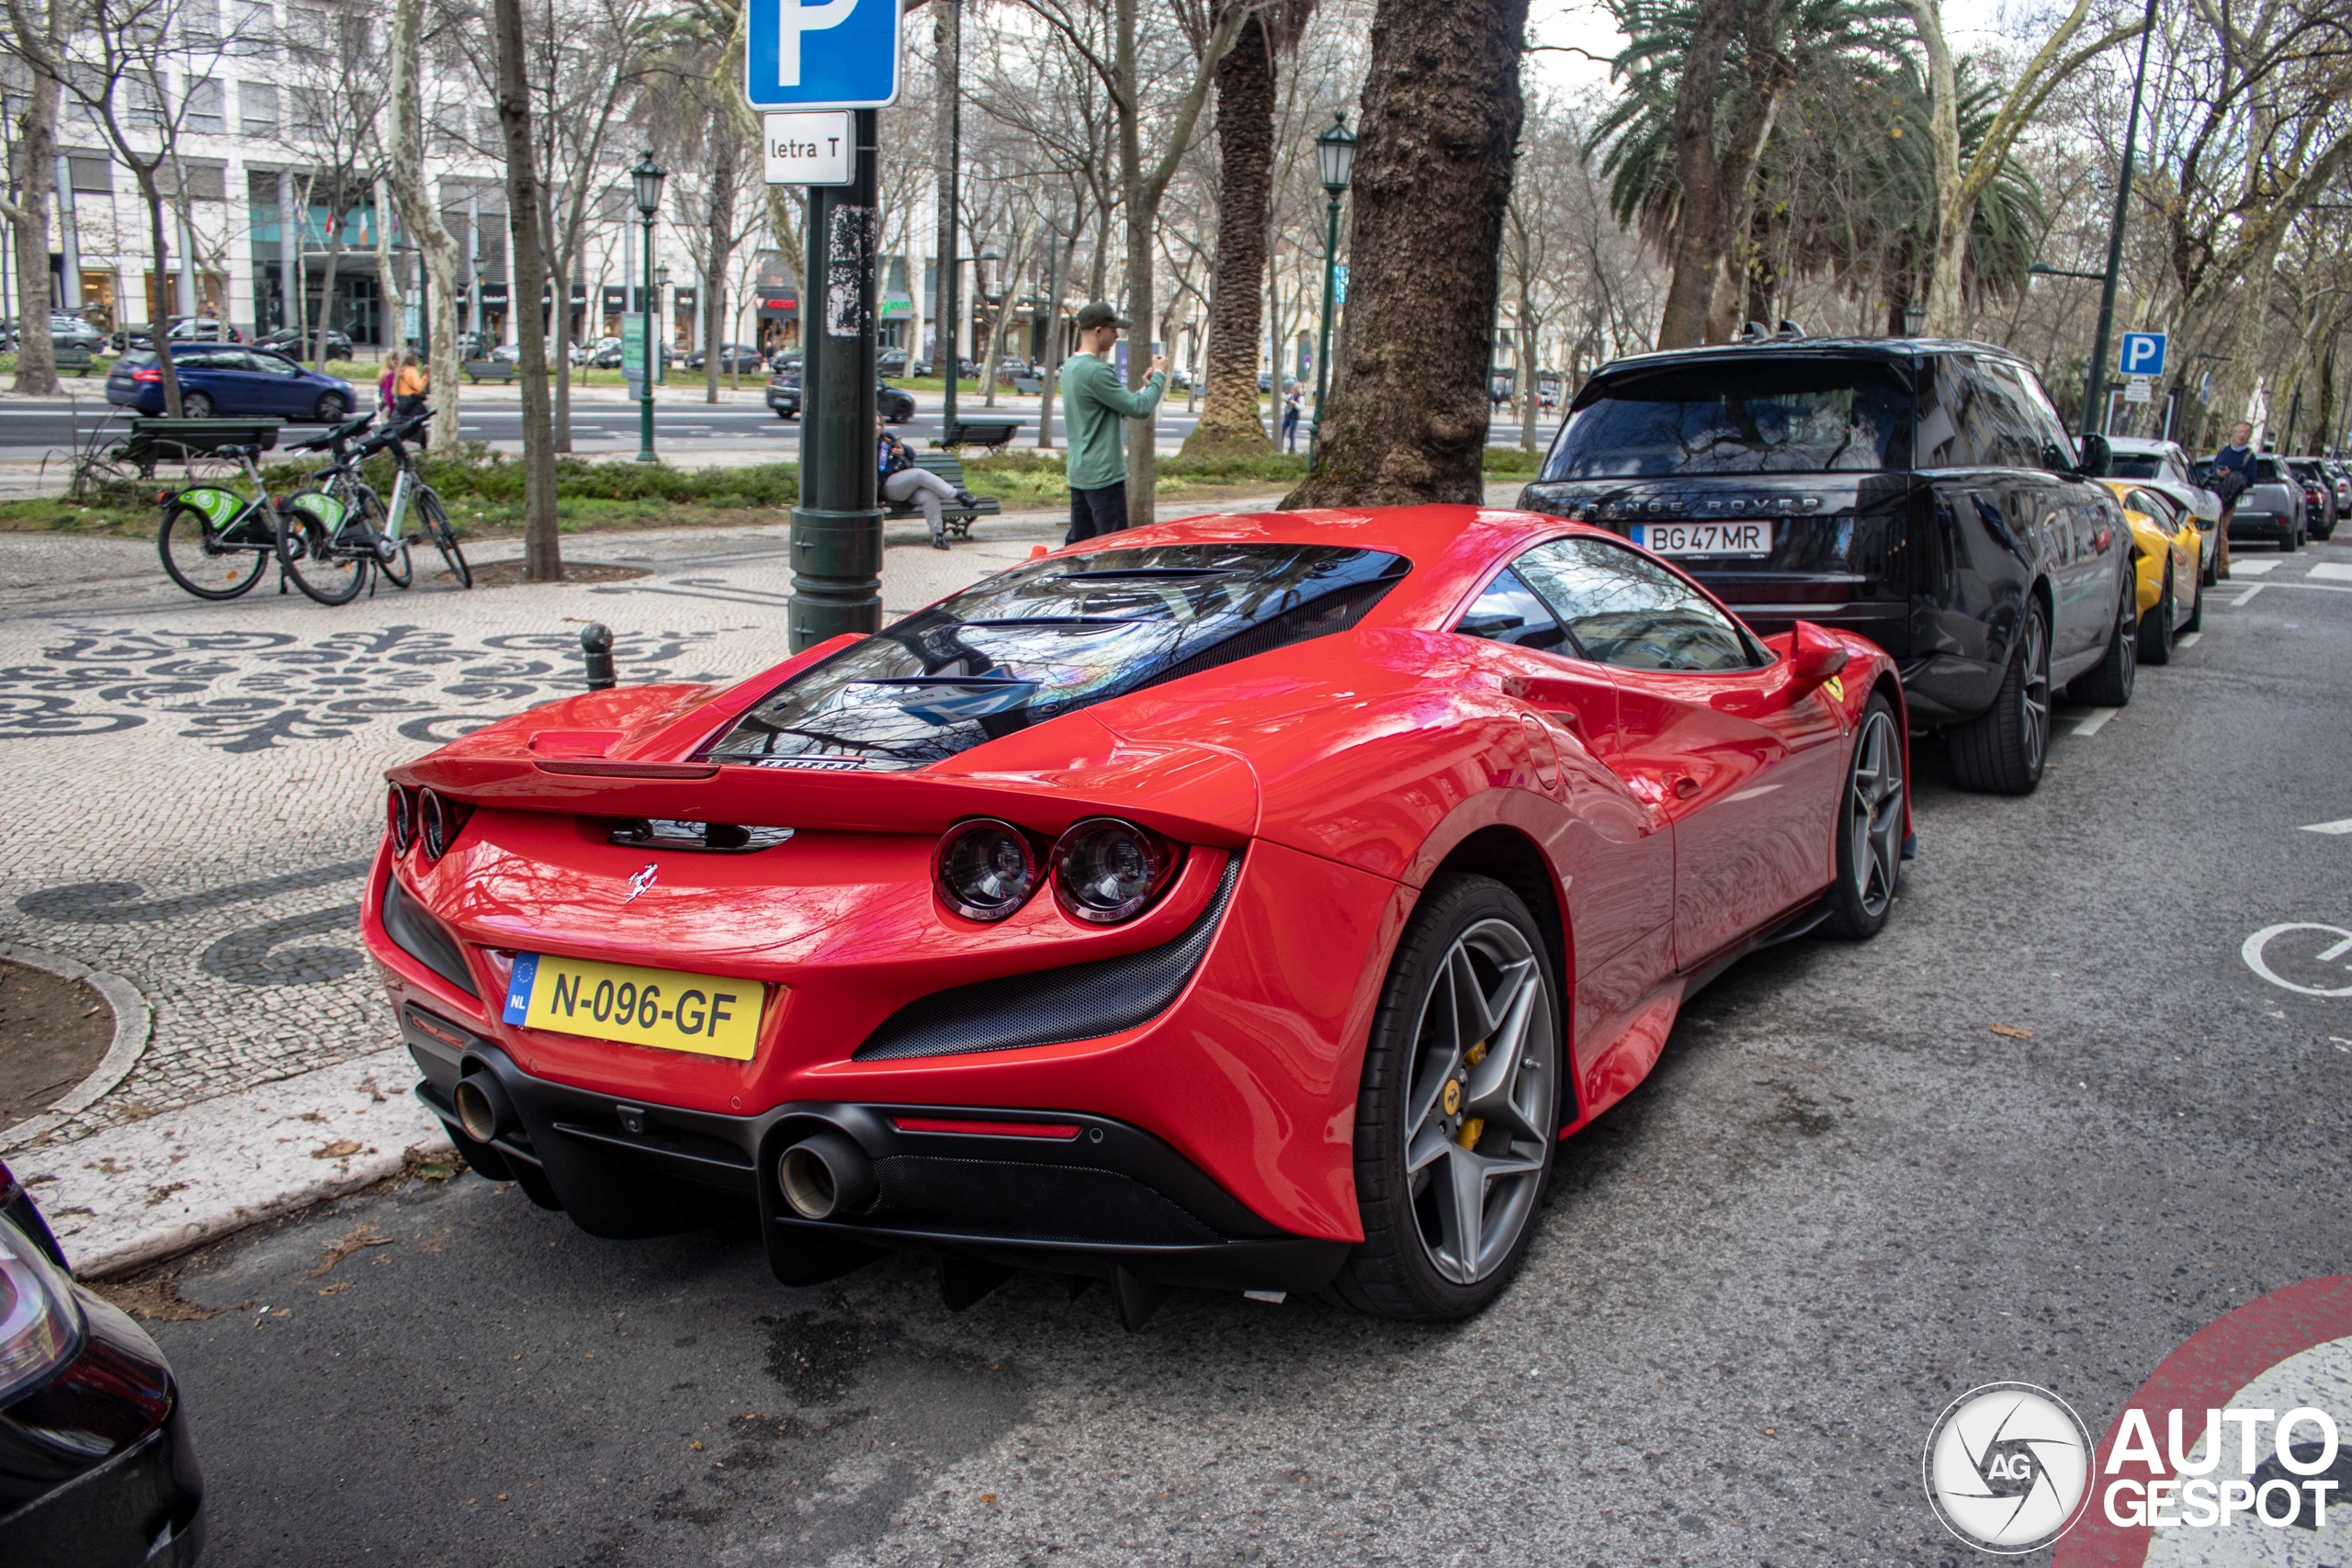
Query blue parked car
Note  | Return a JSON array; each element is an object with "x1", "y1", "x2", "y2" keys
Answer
[{"x1": 107, "y1": 343, "x2": 356, "y2": 422}]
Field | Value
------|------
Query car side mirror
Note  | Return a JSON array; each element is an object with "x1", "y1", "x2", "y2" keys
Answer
[
  {"x1": 1789, "y1": 621, "x2": 1849, "y2": 689},
  {"x1": 2075, "y1": 434, "x2": 2111, "y2": 478}
]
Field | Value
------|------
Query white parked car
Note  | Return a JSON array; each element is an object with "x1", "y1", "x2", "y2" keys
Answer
[{"x1": 2108, "y1": 436, "x2": 2222, "y2": 583}]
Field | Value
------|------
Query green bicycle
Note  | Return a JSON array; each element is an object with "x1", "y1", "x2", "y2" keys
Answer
[
  {"x1": 156, "y1": 444, "x2": 288, "y2": 601},
  {"x1": 277, "y1": 409, "x2": 469, "y2": 604}
]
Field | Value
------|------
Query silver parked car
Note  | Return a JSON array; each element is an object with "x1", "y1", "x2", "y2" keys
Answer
[
  {"x1": 2196, "y1": 453, "x2": 2308, "y2": 552},
  {"x1": 2108, "y1": 436, "x2": 2222, "y2": 583}
]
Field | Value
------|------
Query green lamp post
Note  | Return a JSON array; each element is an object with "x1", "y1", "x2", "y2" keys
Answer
[
  {"x1": 630, "y1": 150, "x2": 666, "y2": 464},
  {"x1": 1309, "y1": 111, "x2": 1356, "y2": 467}
]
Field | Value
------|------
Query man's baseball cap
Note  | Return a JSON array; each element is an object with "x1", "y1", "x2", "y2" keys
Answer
[{"x1": 1074, "y1": 301, "x2": 1129, "y2": 332}]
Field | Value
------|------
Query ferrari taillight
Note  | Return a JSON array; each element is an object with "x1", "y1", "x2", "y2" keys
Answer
[
  {"x1": 1051, "y1": 818, "x2": 1180, "y2": 924},
  {"x1": 386, "y1": 784, "x2": 414, "y2": 854},
  {"x1": 934, "y1": 819, "x2": 1039, "y2": 921},
  {"x1": 417, "y1": 788, "x2": 470, "y2": 862}
]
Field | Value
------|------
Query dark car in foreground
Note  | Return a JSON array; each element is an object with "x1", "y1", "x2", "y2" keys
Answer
[
  {"x1": 1517, "y1": 336, "x2": 2136, "y2": 795},
  {"x1": 107, "y1": 344, "x2": 356, "y2": 422},
  {"x1": 0, "y1": 1161, "x2": 204, "y2": 1564},
  {"x1": 766, "y1": 370, "x2": 915, "y2": 423}
]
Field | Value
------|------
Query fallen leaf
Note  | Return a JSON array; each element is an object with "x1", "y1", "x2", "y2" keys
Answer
[
  {"x1": 318, "y1": 1280, "x2": 350, "y2": 1296},
  {"x1": 1989, "y1": 1023, "x2": 2034, "y2": 1040},
  {"x1": 311, "y1": 1139, "x2": 364, "y2": 1159},
  {"x1": 308, "y1": 1224, "x2": 396, "y2": 1277},
  {"x1": 690, "y1": 1440, "x2": 705, "y2": 1451},
  {"x1": 496, "y1": 1494, "x2": 508, "y2": 1502},
  {"x1": 980, "y1": 1494, "x2": 998, "y2": 1504},
  {"x1": 142, "y1": 1182, "x2": 190, "y2": 1208}
]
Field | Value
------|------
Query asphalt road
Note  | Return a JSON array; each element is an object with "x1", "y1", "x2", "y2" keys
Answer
[{"x1": 123, "y1": 537, "x2": 2352, "y2": 1566}]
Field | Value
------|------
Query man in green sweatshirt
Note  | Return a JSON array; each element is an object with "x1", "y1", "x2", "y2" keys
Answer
[{"x1": 1059, "y1": 300, "x2": 1168, "y2": 542}]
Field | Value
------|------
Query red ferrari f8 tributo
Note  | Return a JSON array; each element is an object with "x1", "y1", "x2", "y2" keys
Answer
[{"x1": 365, "y1": 505, "x2": 1907, "y2": 1325}]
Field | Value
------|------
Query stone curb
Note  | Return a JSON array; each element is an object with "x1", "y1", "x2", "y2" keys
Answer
[
  {"x1": 9, "y1": 1045, "x2": 453, "y2": 1280},
  {"x1": 0, "y1": 943, "x2": 153, "y2": 1152}
]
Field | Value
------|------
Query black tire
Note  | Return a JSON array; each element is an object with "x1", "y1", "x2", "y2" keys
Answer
[
  {"x1": 1946, "y1": 601, "x2": 2051, "y2": 795},
  {"x1": 2201, "y1": 539, "x2": 2217, "y2": 587},
  {"x1": 2180, "y1": 569, "x2": 2203, "y2": 633},
  {"x1": 1328, "y1": 874, "x2": 1560, "y2": 1322},
  {"x1": 2283, "y1": 525, "x2": 2299, "y2": 552},
  {"x1": 180, "y1": 390, "x2": 214, "y2": 419},
  {"x1": 2138, "y1": 569, "x2": 2173, "y2": 666},
  {"x1": 351, "y1": 489, "x2": 413, "y2": 589},
  {"x1": 275, "y1": 497, "x2": 368, "y2": 604},
  {"x1": 157, "y1": 501, "x2": 267, "y2": 600},
  {"x1": 414, "y1": 489, "x2": 470, "y2": 587},
  {"x1": 1825, "y1": 695, "x2": 1905, "y2": 940},
  {"x1": 314, "y1": 390, "x2": 348, "y2": 423},
  {"x1": 2068, "y1": 574, "x2": 2138, "y2": 708}
]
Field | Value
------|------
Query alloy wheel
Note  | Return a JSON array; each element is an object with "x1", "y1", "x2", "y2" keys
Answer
[
  {"x1": 1847, "y1": 708, "x2": 1904, "y2": 918},
  {"x1": 2019, "y1": 613, "x2": 2050, "y2": 773},
  {"x1": 1402, "y1": 919, "x2": 1555, "y2": 1285}
]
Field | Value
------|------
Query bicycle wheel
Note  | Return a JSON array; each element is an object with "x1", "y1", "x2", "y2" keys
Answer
[
  {"x1": 362, "y1": 490, "x2": 413, "y2": 589},
  {"x1": 158, "y1": 501, "x2": 268, "y2": 600},
  {"x1": 417, "y1": 488, "x2": 470, "y2": 588},
  {"x1": 276, "y1": 494, "x2": 368, "y2": 604}
]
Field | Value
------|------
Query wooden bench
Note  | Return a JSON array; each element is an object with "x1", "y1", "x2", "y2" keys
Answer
[
  {"x1": 461, "y1": 358, "x2": 517, "y2": 384},
  {"x1": 885, "y1": 450, "x2": 1000, "y2": 541},
  {"x1": 109, "y1": 417, "x2": 282, "y2": 477},
  {"x1": 936, "y1": 415, "x2": 1024, "y2": 451},
  {"x1": 52, "y1": 345, "x2": 95, "y2": 376}
]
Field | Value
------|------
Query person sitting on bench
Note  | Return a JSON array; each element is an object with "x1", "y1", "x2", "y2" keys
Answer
[{"x1": 877, "y1": 414, "x2": 978, "y2": 551}]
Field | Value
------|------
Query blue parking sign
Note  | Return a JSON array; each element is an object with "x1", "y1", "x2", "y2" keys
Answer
[
  {"x1": 2118, "y1": 332, "x2": 2166, "y2": 378},
  {"x1": 745, "y1": 0, "x2": 902, "y2": 110}
]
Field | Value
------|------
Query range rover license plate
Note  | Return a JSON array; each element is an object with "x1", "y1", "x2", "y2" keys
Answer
[{"x1": 1633, "y1": 521, "x2": 1771, "y2": 558}]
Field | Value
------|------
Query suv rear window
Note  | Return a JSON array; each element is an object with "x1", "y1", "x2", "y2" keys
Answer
[
  {"x1": 1543, "y1": 358, "x2": 1914, "y2": 479},
  {"x1": 703, "y1": 543, "x2": 1408, "y2": 772},
  {"x1": 2109, "y1": 455, "x2": 2163, "y2": 479}
]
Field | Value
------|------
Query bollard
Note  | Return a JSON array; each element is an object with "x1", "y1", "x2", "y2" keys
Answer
[{"x1": 579, "y1": 623, "x2": 616, "y2": 691}]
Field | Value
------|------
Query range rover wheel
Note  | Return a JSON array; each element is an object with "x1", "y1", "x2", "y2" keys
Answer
[
  {"x1": 1329, "y1": 874, "x2": 1560, "y2": 1322},
  {"x1": 1825, "y1": 695, "x2": 1904, "y2": 940},
  {"x1": 1946, "y1": 602, "x2": 2049, "y2": 795},
  {"x1": 2068, "y1": 576, "x2": 2138, "y2": 708},
  {"x1": 2138, "y1": 569, "x2": 2174, "y2": 666}
]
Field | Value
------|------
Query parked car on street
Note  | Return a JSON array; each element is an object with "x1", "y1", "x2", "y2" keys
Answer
[
  {"x1": 0, "y1": 1159, "x2": 206, "y2": 1564},
  {"x1": 684, "y1": 344, "x2": 766, "y2": 374},
  {"x1": 766, "y1": 368, "x2": 914, "y2": 423},
  {"x1": 2105, "y1": 435, "x2": 2221, "y2": 583},
  {"x1": 2194, "y1": 454, "x2": 2307, "y2": 550},
  {"x1": 369, "y1": 505, "x2": 1907, "y2": 1325},
  {"x1": 573, "y1": 336, "x2": 620, "y2": 367},
  {"x1": 254, "y1": 325, "x2": 355, "y2": 362},
  {"x1": 107, "y1": 343, "x2": 356, "y2": 421},
  {"x1": 2103, "y1": 479, "x2": 2202, "y2": 666},
  {"x1": 164, "y1": 316, "x2": 241, "y2": 343},
  {"x1": 876, "y1": 348, "x2": 909, "y2": 378},
  {"x1": 40, "y1": 313, "x2": 110, "y2": 352},
  {"x1": 1517, "y1": 335, "x2": 2139, "y2": 795},
  {"x1": 1258, "y1": 372, "x2": 1299, "y2": 396},
  {"x1": 2285, "y1": 457, "x2": 2338, "y2": 539}
]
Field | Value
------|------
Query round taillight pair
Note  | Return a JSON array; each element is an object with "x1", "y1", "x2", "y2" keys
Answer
[
  {"x1": 933, "y1": 817, "x2": 1178, "y2": 925},
  {"x1": 418, "y1": 788, "x2": 460, "y2": 861},
  {"x1": 386, "y1": 784, "x2": 415, "y2": 854}
]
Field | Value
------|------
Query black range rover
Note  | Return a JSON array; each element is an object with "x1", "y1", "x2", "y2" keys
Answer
[{"x1": 1517, "y1": 338, "x2": 2135, "y2": 795}]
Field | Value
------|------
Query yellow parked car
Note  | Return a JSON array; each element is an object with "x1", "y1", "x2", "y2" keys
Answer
[{"x1": 2102, "y1": 479, "x2": 2201, "y2": 665}]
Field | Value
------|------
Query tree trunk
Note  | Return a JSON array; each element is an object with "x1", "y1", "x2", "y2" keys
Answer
[
  {"x1": 1652, "y1": 0, "x2": 1742, "y2": 349},
  {"x1": 373, "y1": 175, "x2": 406, "y2": 354},
  {"x1": 551, "y1": 236, "x2": 571, "y2": 452},
  {"x1": 1906, "y1": 0, "x2": 1968, "y2": 334},
  {"x1": 1283, "y1": 0, "x2": 1530, "y2": 507},
  {"x1": 492, "y1": 0, "x2": 560, "y2": 578},
  {"x1": 980, "y1": 221, "x2": 1034, "y2": 410},
  {"x1": 389, "y1": 0, "x2": 462, "y2": 448},
  {"x1": 1518, "y1": 275, "x2": 1538, "y2": 452},
  {"x1": 2219, "y1": 220, "x2": 2282, "y2": 444},
  {"x1": 1181, "y1": 14, "x2": 1274, "y2": 457},
  {"x1": 704, "y1": 126, "x2": 740, "y2": 407},
  {"x1": 1702, "y1": 26, "x2": 1784, "y2": 343},
  {"x1": 138, "y1": 178, "x2": 185, "y2": 416},
  {"x1": 8, "y1": 48, "x2": 60, "y2": 397},
  {"x1": 313, "y1": 192, "x2": 346, "y2": 372},
  {"x1": 932, "y1": 0, "x2": 958, "y2": 388}
]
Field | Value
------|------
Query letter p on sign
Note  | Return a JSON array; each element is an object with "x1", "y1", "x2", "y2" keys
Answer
[
  {"x1": 745, "y1": 0, "x2": 902, "y2": 109},
  {"x1": 2120, "y1": 333, "x2": 2166, "y2": 378}
]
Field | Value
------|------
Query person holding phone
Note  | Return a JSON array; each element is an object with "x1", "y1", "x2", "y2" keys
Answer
[{"x1": 1057, "y1": 301, "x2": 1167, "y2": 542}]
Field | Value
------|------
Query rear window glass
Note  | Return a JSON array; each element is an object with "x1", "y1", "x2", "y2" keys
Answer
[
  {"x1": 703, "y1": 543, "x2": 1408, "y2": 772},
  {"x1": 2109, "y1": 455, "x2": 2162, "y2": 479},
  {"x1": 116, "y1": 351, "x2": 155, "y2": 369},
  {"x1": 1544, "y1": 358, "x2": 1914, "y2": 479},
  {"x1": 2253, "y1": 459, "x2": 2283, "y2": 483}
]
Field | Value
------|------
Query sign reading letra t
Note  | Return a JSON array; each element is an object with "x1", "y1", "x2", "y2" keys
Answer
[{"x1": 744, "y1": 0, "x2": 902, "y2": 110}]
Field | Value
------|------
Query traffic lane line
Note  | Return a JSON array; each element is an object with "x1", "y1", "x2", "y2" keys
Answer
[
  {"x1": 2069, "y1": 707, "x2": 2123, "y2": 737},
  {"x1": 2299, "y1": 818, "x2": 2352, "y2": 834}
]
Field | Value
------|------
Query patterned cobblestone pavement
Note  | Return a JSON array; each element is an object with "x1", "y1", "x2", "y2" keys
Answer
[{"x1": 0, "y1": 507, "x2": 1088, "y2": 1148}]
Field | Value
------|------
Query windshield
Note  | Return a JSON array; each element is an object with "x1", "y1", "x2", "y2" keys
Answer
[
  {"x1": 1544, "y1": 358, "x2": 1913, "y2": 479},
  {"x1": 703, "y1": 543, "x2": 1408, "y2": 772}
]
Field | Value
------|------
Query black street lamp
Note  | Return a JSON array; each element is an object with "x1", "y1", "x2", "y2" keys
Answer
[
  {"x1": 631, "y1": 149, "x2": 666, "y2": 463},
  {"x1": 2080, "y1": 0, "x2": 2160, "y2": 439},
  {"x1": 1310, "y1": 111, "x2": 1356, "y2": 466}
]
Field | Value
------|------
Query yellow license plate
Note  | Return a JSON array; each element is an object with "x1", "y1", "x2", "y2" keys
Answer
[{"x1": 502, "y1": 953, "x2": 763, "y2": 1060}]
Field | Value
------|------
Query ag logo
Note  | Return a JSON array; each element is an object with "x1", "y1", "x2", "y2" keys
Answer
[{"x1": 1925, "y1": 1382, "x2": 2095, "y2": 1553}]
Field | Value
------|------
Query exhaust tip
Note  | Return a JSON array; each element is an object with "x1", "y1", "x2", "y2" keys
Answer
[
  {"x1": 778, "y1": 1130, "x2": 876, "y2": 1221},
  {"x1": 453, "y1": 1073, "x2": 513, "y2": 1145}
]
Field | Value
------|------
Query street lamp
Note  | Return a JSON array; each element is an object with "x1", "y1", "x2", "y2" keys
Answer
[
  {"x1": 1309, "y1": 110, "x2": 1357, "y2": 467},
  {"x1": 631, "y1": 149, "x2": 666, "y2": 464}
]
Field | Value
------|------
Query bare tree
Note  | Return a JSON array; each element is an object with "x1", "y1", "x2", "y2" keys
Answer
[
  {"x1": 388, "y1": 0, "x2": 461, "y2": 446},
  {"x1": 0, "y1": 0, "x2": 71, "y2": 394},
  {"x1": 492, "y1": 0, "x2": 558, "y2": 575}
]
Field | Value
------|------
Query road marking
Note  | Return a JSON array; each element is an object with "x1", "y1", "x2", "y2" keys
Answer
[
  {"x1": 2071, "y1": 707, "x2": 2121, "y2": 736},
  {"x1": 2227, "y1": 558, "x2": 2278, "y2": 575},
  {"x1": 2231, "y1": 584, "x2": 2266, "y2": 604},
  {"x1": 2172, "y1": 631, "x2": 2201, "y2": 648},
  {"x1": 2241, "y1": 922, "x2": 2352, "y2": 996},
  {"x1": 2308, "y1": 561, "x2": 2352, "y2": 581},
  {"x1": 2300, "y1": 818, "x2": 2352, "y2": 835}
]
